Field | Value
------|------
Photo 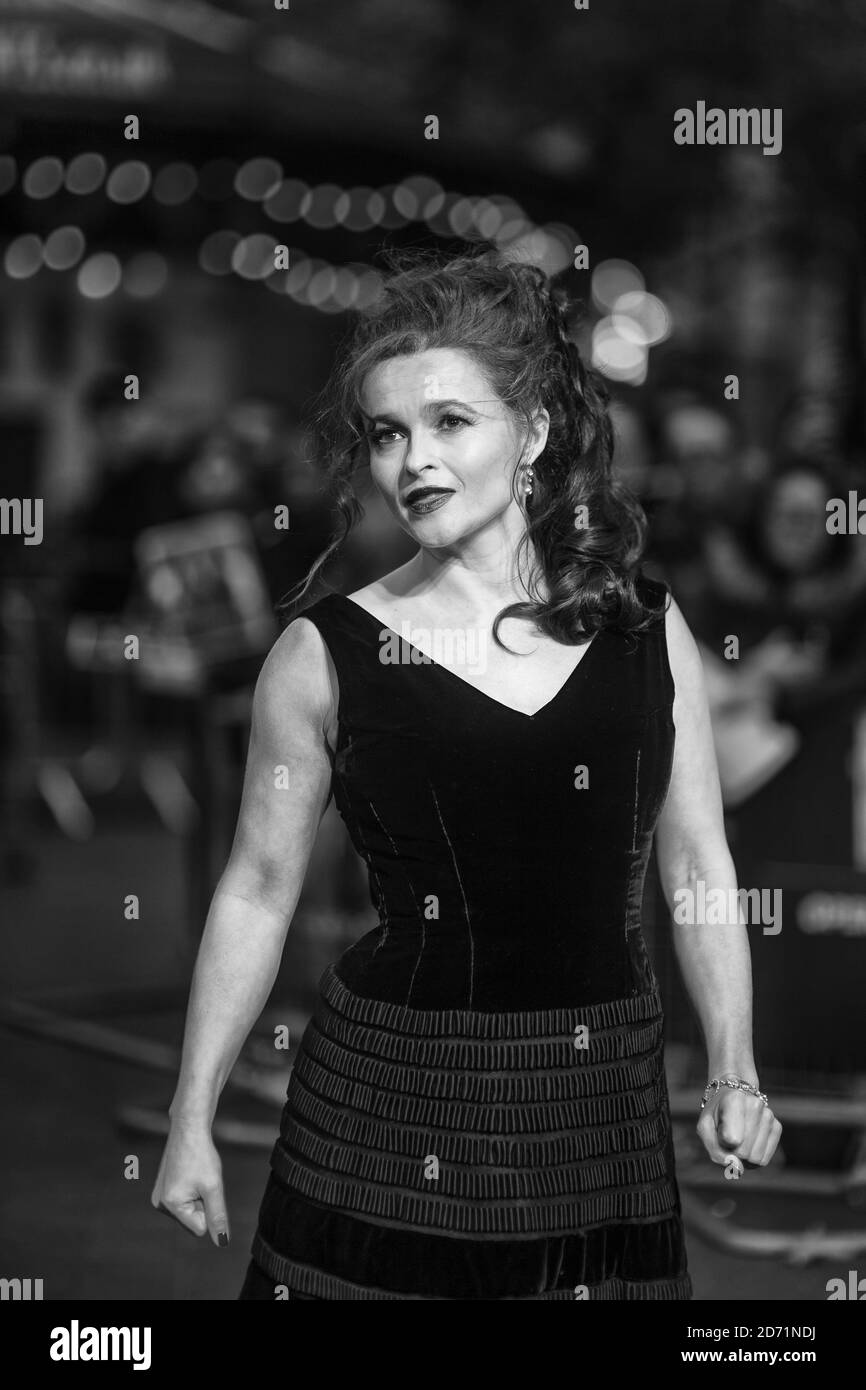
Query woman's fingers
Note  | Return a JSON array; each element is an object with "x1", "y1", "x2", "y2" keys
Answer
[
  {"x1": 718, "y1": 1090, "x2": 775, "y2": 1160},
  {"x1": 696, "y1": 1107, "x2": 729, "y2": 1164},
  {"x1": 155, "y1": 1193, "x2": 208, "y2": 1238},
  {"x1": 200, "y1": 1180, "x2": 231, "y2": 1248},
  {"x1": 697, "y1": 1088, "x2": 783, "y2": 1171},
  {"x1": 714, "y1": 1088, "x2": 749, "y2": 1152},
  {"x1": 737, "y1": 1104, "x2": 776, "y2": 1165},
  {"x1": 150, "y1": 1130, "x2": 229, "y2": 1244},
  {"x1": 152, "y1": 1180, "x2": 229, "y2": 1245},
  {"x1": 752, "y1": 1115, "x2": 784, "y2": 1167}
]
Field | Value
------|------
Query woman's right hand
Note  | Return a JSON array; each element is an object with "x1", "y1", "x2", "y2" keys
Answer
[{"x1": 151, "y1": 1119, "x2": 230, "y2": 1248}]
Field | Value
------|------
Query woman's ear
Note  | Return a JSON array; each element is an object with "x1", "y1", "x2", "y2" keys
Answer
[{"x1": 524, "y1": 407, "x2": 550, "y2": 465}]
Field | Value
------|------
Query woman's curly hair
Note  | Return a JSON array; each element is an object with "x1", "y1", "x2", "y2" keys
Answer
[{"x1": 278, "y1": 246, "x2": 665, "y2": 645}]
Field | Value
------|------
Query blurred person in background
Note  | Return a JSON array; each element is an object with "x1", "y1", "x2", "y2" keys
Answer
[
  {"x1": 174, "y1": 402, "x2": 335, "y2": 612},
  {"x1": 674, "y1": 453, "x2": 866, "y2": 805},
  {"x1": 644, "y1": 389, "x2": 758, "y2": 595},
  {"x1": 65, "y1": 371, "x2": 187, "y2": 620},
  {"x1": 58, "y1": 374, "x2": 190, "y2": 802}
]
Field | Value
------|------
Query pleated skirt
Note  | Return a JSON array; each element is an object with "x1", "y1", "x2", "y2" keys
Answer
[{"x1": 239, "y1": 963, "x2": 692, "y2": 1300}]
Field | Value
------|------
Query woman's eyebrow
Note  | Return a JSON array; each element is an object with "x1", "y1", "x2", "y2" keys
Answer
[
  {"x1": 362, "y1": 412, "x2": 402, "y2": 427},
  {"x1": 362, "y1": 398, "x2": 491, "y2": 428},
  {"x1": 359, "y1": 407, "x2": 409, "y2": 430},
  {"x1": 420, "y1": 397, "x2": 482, "y2": 415},
  {"x1": 368, "y1": 398, "x2": 483, "y2": 418}
]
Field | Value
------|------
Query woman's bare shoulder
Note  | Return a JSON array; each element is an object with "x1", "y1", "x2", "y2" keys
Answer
[
  {"x1": 252, "y1": 614, "x2": 336, "y2": 737},
  {"x1": 662, "y1": 591, "x2": 709, "y2": 703}
]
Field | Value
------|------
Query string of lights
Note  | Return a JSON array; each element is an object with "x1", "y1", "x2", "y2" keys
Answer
[{"x1": 1, "y1": 153, "x2": 671, "y2": 379}]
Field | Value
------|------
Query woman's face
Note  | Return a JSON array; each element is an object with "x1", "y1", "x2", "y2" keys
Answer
[{"x1": 359, "y1": 347, "x2": 548, "y2": 549}]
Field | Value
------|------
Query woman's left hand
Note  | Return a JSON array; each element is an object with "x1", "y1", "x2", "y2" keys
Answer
[{"x1": 697, "y1": 1084, "x2": 783, "y2": 1177}]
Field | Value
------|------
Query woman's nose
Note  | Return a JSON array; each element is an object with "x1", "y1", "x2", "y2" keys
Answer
[{"x1": 402, "y1": 428, "x2": 441, "y2": 473}]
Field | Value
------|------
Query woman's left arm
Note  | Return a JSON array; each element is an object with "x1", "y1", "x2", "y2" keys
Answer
[{"x1": 654, "y1": 593, "x2": 783, "y2": 1173}]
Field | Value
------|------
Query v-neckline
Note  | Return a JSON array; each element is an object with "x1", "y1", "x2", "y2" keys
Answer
[{"x1": 332, "y1": 593, "x2": 604, "y2": 721}]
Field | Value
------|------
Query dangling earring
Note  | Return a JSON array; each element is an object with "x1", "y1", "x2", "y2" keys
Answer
[{"x1": 524, "y1": 464, "x2": 534, "y2": 497}]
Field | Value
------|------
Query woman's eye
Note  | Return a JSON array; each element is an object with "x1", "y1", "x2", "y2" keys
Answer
[{"x1": 369, "y1": 416, "x2": 468, "y2": 448}]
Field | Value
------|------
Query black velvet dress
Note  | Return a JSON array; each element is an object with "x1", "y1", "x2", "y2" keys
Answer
[{"x1": 239, "y1": 572, "x2": 692, "y2": 1300}]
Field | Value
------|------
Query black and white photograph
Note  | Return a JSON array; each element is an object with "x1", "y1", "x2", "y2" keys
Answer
[{"x1": 1, "y1": 0, "x2": 865, "y2": 1348}]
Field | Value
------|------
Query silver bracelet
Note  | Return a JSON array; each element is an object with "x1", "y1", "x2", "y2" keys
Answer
[{"x1": 701, "y1": 1075, "x2": 768, "y2": 1110}]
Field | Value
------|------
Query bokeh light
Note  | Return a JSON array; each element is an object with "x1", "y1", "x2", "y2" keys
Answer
[
  {"x1": 235, "y1": 158, "x2": 283, "y2": 202},
  {"x1": 290, "y1": 257, "x2": 327, "y2": 304},
  {"x1": 307, "y1": 265, "x2": 338, "y2": 309},
  {"x1": 264, "y1": 178, "x2": 310, "y2": 223},
  {"x1": 592, "y1": 318, "x2": 648, "y2": 384},
  {"x1": 611, "y1": 290, "x2": 672, "y2": 346},
  {"x1": 65, "y1": 152, "x2": 106, "y2": 196},
  {"x1": 4, "y1": 234, "x2": 43, "y2": 279},
  {"x1": 392, "y1": 175, "x2": 445, "y2": 222},
  {"x1": 23, "y1": 157, "x2": 65, "y2": 199},
  {"x1": 337, "y1": 187, "x2": 376, "y2": 233},
  {"x1": 503, "y1": 224, "x2": 575, "y2": 275},
  {"x1": 474, "y1": 197, "x2": 506, "y2": 241},
  {"x1": 264, "y1": 267, "x2": 290, "y2": 296},
  {"x1": 332, "y1": 266, "x2": 361, "y2": 310},
  {"x1": 494, "y1": 201, "x2": 533, "y2": 245},
  {"x1": 421, "y1": 188, "x2": 447, "y2": 222},
  {"x1": 448, "y1": 197, "x2": 479, "y2": 238},
  {"x1": 424, "y1": 190, "x2": 460, "y2": 236},
  {"x1": 376, "y1": 186, "x2": 409, "y2": 229},
  {"x1": 592, "y1": 259, "x2": 645, "y2": 313},
  {"x1": 77, "y1": 253, "x2": 122, "y2": 300},
  {"x1": 106, "y1": 161, "x2": 152, "y2": 204},
  {"x1": 301, "y1": 184, "x2": 344, "y2": 230},
  {"x1": 283, "y1": 257, "x2": 314, "y2": 298},
  {"x1": 153, "y1": 162, "x2": 198, "y2": 206},
  {"x1": 199, "y1": 229, "x2": 241, "y2": 275},
  {"x1": 231, "y1": 234, "x2": 278, "y2": 279},
  {"x1": 365, "y1": 189, "x2": 387, "y2": 226},
  {"x1": 43, "y1": 226, "x2": 86, "y2": 272}
]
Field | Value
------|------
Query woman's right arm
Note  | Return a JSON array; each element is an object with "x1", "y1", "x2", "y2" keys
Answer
[{"x1": 150, "y1": 616, "x2": 335, "y2": 1246}]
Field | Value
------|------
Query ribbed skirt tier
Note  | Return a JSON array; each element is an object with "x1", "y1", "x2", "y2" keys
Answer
[{"x1": 240, "y1": 964, "x2": 692, "y2": 1300}]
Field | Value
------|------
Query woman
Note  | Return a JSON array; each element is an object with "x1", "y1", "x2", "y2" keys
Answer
[{"x1": 152, "y1": 252, "x2": 781, "y2": 1300}]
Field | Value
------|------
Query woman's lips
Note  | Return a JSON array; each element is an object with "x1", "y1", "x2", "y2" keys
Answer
[{"x1": 405, "y1": 490, "x2": 454, "y2": 514}]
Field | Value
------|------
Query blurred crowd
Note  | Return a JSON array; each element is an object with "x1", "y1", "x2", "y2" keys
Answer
[{"x1": 612, "y1": 393, "x2": 866, "y2": 805}]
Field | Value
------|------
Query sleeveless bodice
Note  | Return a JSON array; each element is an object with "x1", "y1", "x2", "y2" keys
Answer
[{"x1": 298, "y1": 574, "x2": 675, "y2": 1012}]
